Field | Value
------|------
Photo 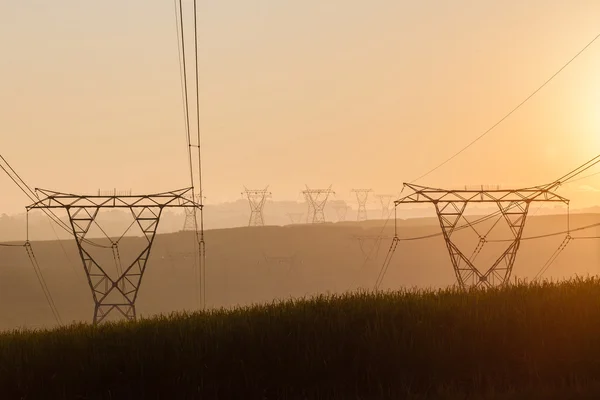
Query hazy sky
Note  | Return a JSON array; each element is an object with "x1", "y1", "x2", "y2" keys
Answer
[{"x1": 1, "y1": 0, "x2": 600, "y2": 215}]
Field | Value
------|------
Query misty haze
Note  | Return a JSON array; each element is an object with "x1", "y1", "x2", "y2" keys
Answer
[{"x1": 2, "y1": 1, "x2": 600, "y2": 399}]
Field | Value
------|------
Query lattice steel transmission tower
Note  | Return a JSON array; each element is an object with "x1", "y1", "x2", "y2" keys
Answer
[
  {"x1": 378, "y1": 183, "x2": 569, "y2": 290},
  {"x1": 332, "y1": 202, "x2": 349, "y2": 222},
  {"x1": 303, "y1": 185, "x2": 335, "y2": 224},
  {"x1": 286, "y1": 212, "x2": 304, "y2": 224},
  {"x1": 182, "y1": 193, "x2": 204, "y2": 231},
  {"x1": 27, "y1": 188, "x2": 200, "y2": 324},
  {"x1": 301, "y1": 191, "x2": 314, "y2": 223},
  {"x1": 376, "y1": 194, "x2": 394, "y2": 219},
  {"x1": 242, "y1": 186, "x2": 272, "y2": 227},
  {"x1": 351, "y1": 189, "x2": 373, "y2": 221},
  {"x1": 354, "y1": 234, "x2": 388, "y2": 262}
]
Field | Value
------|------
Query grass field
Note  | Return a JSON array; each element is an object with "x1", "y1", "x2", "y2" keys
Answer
[{"x1": 3, "y1": 278, "x2": 600, "y2": 399}]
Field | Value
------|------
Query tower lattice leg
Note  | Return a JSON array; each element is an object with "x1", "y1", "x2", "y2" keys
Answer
[
  {"x1": 68, "y1": 206, "x2": 162, "y2": 324},
  {"x1": 435, "y1": 200, "x2": 530, "y2": 289}
]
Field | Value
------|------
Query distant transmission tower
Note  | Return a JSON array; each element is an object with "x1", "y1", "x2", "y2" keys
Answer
[
  {"x1": 351, "y1": 189, "x2": 373, "y2": 221},
  {"x1": 354, "y1": 234, "x2": 389, "y2": 263},
  {"x1": 302, "y1": 192, "x2": 314, "y2": 223},
  {"x1": 242, "y1": 186, "x2": 272, "y2": 227},
  {"x1": 303, "y1": 185, "x2": 335, "y2": 223},
  {"x1": 286, "y1": 212, "x2": 304, "y2": 224},
  {"x1": 332, "y1": 202, "x2": 349, "y2": 222},
  {"x1": 182, "y1": 193, "x2": 204, "y2": 231},
  {"x1": 376, "y1": 194, "x2": 395, "y2": 219}
]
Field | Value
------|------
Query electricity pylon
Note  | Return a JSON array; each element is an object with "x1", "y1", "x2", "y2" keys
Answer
[
  {"x1": 378, "y1": 183, "x2": 569, "y2": 290},
  {"x1": 376, "y1": 194, "x2": 395, "y2": 219},
  {"x1": 242, "y1": 186, "x2": 272, "y2": 227},
  {"x1": 351, "y1": 189, "x2": 373, "y2": 221},
  {"x1": 301, "y1": 191, "x2": 314, "y2": 223},
  {"x1": 182, "y1": 193, "x2": 204, "y2": 231},
  {"x1": 331, "y1": 202, "x2": 349, "y2": 222},
  {"x1": 354, "y1": 234, "x2": 387, "y2": 262},
  {"x1": 303, "y1": 185, "x2": 335, "y2": 224},
  {"x1": 286, "y1": 212, "x2": 304, "y2": 224},
  {"x1": 27, "y1": 188, "x2": 200, "y2": 324}
]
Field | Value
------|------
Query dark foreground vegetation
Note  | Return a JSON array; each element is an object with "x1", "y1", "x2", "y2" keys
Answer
[{"x1": 4, "y1": 278, "x2": 600, "y2": 399}]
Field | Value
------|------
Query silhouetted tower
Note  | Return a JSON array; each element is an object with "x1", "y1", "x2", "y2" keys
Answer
[
  {"x1": 27, "y1": 188, "x2": 200, "y2": 324},
  {"x1": 286, "y1": 212, "x2": 304, "y2": 224},
  {"x1": 183, "y1": 194, "x2": 200, "y2": 232},
  {"x1": 351, "y1": 189, "x2": 373, "y2": 221},
  {"x1": 354, "y1": 234, "x2": 389, "y2": 263},
  {"x1": 303, "y1": 185, "x2": 335, "y2": 223},
  {"x1": 182, "y1": 193, "x2": 204, "y2": 231},
  {"x1": 300, "y1": 191, "x2": 314, "y2": 223},
  {"x1": 377, "y1": 183, "x2": 569, "y2": 290},
  {"x1": 243, "y1": 186, "x2": 272, "y2": 227},
  {"x1": 376, "y1": 194, "x2": 395, "y2": 219},
  {"x1": 332, "y1": 202, "x2": 350, "y2": 222}
]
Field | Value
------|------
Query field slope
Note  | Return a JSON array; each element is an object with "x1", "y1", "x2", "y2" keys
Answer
[{"x1": 3, "y1": 278, "x2": 600, "y2": 399}]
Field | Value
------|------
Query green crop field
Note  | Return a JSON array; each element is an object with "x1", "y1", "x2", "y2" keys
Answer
[{"x1": 3, "y1": 277, "x2": 600, "y2": 399}]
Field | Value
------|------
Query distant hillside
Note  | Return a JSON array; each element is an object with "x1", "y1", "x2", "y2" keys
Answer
[
  {"x1": 0, "y1": 199, "x2": 592, "y2": 242},
  {"x1": 1, "y1": 213, "x2": 600, "y2": 331}
]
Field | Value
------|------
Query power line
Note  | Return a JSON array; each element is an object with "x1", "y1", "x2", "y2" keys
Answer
[
  {"x1": 0, "y1": 154, "x2": 110, "y2": 249},
  {"x1": 25, "y1": 242, "x2": 63, "y2": 326},
  {"x1": 393, "y1": 153, "x2": 600, "y2": 243},
  {"x1": 533, "y1": 235, "x2": 572, "y2": 281},
  {"x1": 175, "y1": 0, "x2": 201, "y2": 309},
  {"x1": 411, "y1": 32, "x2": 600, "y2": 184},
  {"x1": 193, "y1": 0, "x2": 207, "y2": 312},
  {"x1": 175, "y1": 0, "x2": 206, "y2": 310},
  {"x1": 373, "y1": 151, "x2": 600, "y2": 288},
  {"x1": 554, "y1": 154, "x2": 600, "y2": 186},
  {"x1": 562, "y1": 170, "x2": 600, "y2": 185}
]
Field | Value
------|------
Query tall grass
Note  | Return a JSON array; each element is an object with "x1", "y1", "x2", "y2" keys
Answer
[{"x1": 3, "y1": 277, "x2": 600, "y2": 399}]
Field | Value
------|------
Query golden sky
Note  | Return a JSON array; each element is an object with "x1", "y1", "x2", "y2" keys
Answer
[{"x1": 1, "y1": 0, "x2": 600, "y2": 215}]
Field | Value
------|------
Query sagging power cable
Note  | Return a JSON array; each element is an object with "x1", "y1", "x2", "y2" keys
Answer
[
  {"x1": 174, "y1": 0, "x2": 206, "y2": 309},
  {"x1": 24, "y1": 241, "x2": 63, "y2": 326},
  {"x1": 0, "y1": 154, "x2": 110, "y2": 249},
  {"x1": 411, "y1": 32, "x2": 600, "y2": 184}
]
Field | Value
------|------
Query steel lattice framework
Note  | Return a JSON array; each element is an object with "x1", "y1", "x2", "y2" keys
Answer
[
  {"x1": 242, "y1": 186, "x2": 272, "y2": 227},
  {"x1": 286, "y1": 212, "x2": 304, "y2": 224},
  {"x1": 354, "y1": 234, "x2": 389, "y2": 262},
  {"x1": 352, "y1": 189, "x2": 373, "y2": 221},
  {"x1": 302, "y1": 185, "x2": 335, "y2": 224},
  {"x1": 376, "y1": 194, "x2": 395, "y2": 219},
  {"x1": 182, "y1": 193, "x2": 203, "y2": 231},
  {"x1": 27, "y1": 187, "x2": 201, "y2": 324},
  {"x1": 302, "y1": 191, "x2": 314, "y2": 223},
  {"x1": 382, "y1": 183, "x2": 569, "y2": 289},
  {"x1": 332, "y1": 202, "x2": 349, "y2": 222}
]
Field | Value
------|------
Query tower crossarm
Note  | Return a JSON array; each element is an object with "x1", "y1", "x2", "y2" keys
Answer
[
  {"x1": 242, "y1": 186, "x2": 271, "y2": 227},
  {"x1": 302, "y1": 185, "x2": 335, "y2": 223},
  {"x1": 27, "y1": 188, "x2": 203, "y2": 210},
  {"x1": 25, "y1": 187, "x2": 201, "y2": 324},
  {"x1": 382, "y1": 182, "x2": 570, "y2": 290},
  {"x1": 394, "y1": 183, "x2": 569, "y2": 205}
]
